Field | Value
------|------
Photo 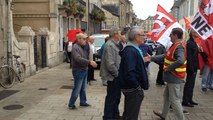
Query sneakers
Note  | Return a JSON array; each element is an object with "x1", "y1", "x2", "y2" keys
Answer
[{"x1": 80, "y1": 103, "x2": 91, "y2": 107}]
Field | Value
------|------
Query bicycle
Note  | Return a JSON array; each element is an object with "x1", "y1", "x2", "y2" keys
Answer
[{"x1": 0, "y1": 55, "x2": 26, "y2": 89}]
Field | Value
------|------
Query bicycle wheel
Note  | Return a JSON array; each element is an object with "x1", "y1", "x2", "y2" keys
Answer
[
  {"x1": 17, "y1": 63, "x2": 25, "y2": 82},
  {"x1": 0, "y1": 66, "x2": 16, "y2": 89}
]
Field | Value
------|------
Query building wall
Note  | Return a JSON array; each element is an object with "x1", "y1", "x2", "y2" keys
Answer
[
  {"x1": 178, "y1": 0, "x2": 199, "y2": 29},
  {"x1": 143, "y1": 16, "x2": 154, "y2": 33},
  {"x1": 0, "y1": 1, "x2": 8, "y2": 59},
  {"x1": 13, "y1": 0, "x2": 62, "y2": 68},
  {"x1": 102, "y1": 8, "x2": 119, "y2": 29},
  {"x1": 13, "y1": 0, "x2": 50, "y2": 34}
]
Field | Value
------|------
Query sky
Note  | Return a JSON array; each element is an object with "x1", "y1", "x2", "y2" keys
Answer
[{"x1": 129, "y1": 0, "x2": 175, "y2": 20}]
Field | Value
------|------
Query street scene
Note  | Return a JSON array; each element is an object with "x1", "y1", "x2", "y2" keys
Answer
[
  {"x1": 1, "y1": 0, "x2": 213, "y2": 120},
  {"x1": 0, "y1": 63, "x2": 212, "y2": 120}
]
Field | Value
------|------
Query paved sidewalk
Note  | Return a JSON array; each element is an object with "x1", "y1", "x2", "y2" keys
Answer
[{"x1": 0, "y1": 63, "x2": 213, "y2": 120}]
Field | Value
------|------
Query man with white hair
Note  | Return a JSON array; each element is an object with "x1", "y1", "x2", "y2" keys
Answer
[
  {"x1": 68, "y1": 33, "x2": 97, "y2": 109},
  {"x1": 87, "y1": 36, "x2": 96, "y2": 85},
  {"x1": 118, "y1": 27, "x2": 149, "y2": 120}
]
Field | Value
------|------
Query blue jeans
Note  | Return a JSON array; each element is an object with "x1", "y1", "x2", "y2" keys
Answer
[
  {"x1": 68, "y1": 69, "x2": 88, "y2": 107},
  {"x1": 201, "y1": 64, "x2": 213, "y2": 89}
]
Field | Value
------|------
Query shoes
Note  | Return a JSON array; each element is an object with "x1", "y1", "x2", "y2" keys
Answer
[
  {"x1": 189, "y1": 101, "x2": 198, "y2": 105},
  {"x1": 156, "y1": 83, "x2": 165, "y2": 85},
  {"x1": 91, "y1": 79, "x2": 97, "y2": 81},
  {"x1": 209, "y1": 88, "x2": 213, "y2": 91},
  {"x1": 80, "y1": 103, "x2": 91, "y2": 107},
  {"x1": 182, "y1": 102, "x2": 194, "y2": 107},
  {"x1": 183, "y1": 110, "x2": 189, "y2": 115},
  {"x1": 202, "y1": 88, "x2": 207, "y2": 92},
  {"x1": 68, "y1": 105, "x2": 77, "y2": 110},
  {"x1": 153, "y1": 110, "x2": 165, "y2": 120},
  {"x1": 87, "y1": 81, "x2": 91, "y2": 85}
]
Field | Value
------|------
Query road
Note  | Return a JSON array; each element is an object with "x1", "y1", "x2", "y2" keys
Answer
[{"x1": 0, "y1": 63, "x2": 213, "y2": 120}]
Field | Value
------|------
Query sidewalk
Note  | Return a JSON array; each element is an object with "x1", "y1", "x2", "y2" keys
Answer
[{"x1": 0, "y1": 63, "x2": 213, "y2": 120}]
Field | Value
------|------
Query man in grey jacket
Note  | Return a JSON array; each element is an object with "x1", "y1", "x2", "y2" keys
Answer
[
  {"x1": 149, "y1": 28, "x2": 186, "y2": 120},
  {"x1": 100, "y1": 28, "x2": 122, "y2": 120},
  {"x1": 68, "y1": 33, "x2": 97, "y2": 109}
]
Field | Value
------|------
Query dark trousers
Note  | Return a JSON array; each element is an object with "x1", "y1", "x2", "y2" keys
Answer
[
  {"x1": 122, "y1": 89, "x2": 144, "y2": 120},
  {"x1": 156, "y1": 64, "x2": 164, "y2": 84},
  {"x1": 183, "y1": 70, "x2": 197, "y2": 103},
  {"x1": 87, "y1": 65, "x2": 94, "y2": 82},
  {"x1": 103, "y1": 80, "x2": 121, "y2": 120},
  {"x1": 67, "y1": 52, "x2": 72, "y2": 68}
]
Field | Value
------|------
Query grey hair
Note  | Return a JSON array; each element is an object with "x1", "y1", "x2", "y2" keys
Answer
[
  {"x1": 128, "y1": 26, "x2": 143, "y2": 41},
  {"x1": 109, "y1": 27, "x2": 120, "y2": 37}
]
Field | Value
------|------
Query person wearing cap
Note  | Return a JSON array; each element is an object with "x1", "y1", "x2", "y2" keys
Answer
[{"x1": 68, "y1": 33, "x2": 97, "y2": 109}]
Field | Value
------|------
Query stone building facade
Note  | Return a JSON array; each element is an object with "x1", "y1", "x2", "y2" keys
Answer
[
  {"x1": 0, "y1": 0, "x2": 8, "y2": 59},
  {"x1": 171, "y1": 0, "x2": 200, "y2": 29}
]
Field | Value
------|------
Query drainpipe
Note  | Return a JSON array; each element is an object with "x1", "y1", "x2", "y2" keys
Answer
[{"x1": 6, "y1": 0, "x2": 13, "y2": 66}]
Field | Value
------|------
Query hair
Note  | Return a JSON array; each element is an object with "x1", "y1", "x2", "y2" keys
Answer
[
  {"x1": 89, "y1": 35, "x2": 94, "y2": 40},
  {"x1": 171, "y1": 28, "x2": 183, "y2": 39},
  {"x1": 81, "y1": 28, "x2": 86, "y2": 32},
  {"x1": 76, "y1": 33, "x2": 87, "y2": 41},
  {"x1": 109, "y1": 27, "x2": 120, "y2": 37},
  {"x1": 128, "y1": 26, "x2": 143, "y2": 41},
  {"x1": 105, "y1": 36, "x2": 109, "y2": 43},
  {"x1": 121, "y1": 31, "x2": 126, "y2": 35}
]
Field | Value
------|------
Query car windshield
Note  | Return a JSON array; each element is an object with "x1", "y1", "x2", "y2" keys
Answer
[{"x1": 94, "y1": 37, "x2": 105, "y2": 47}]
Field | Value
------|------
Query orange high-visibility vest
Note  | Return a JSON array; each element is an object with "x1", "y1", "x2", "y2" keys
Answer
[{"x1": 164, "y1": 42, "x2": 187, "y2": 80}]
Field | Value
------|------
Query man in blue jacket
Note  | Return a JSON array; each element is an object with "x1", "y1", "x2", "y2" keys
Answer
[{"x1": 118, "y1": 27, "x2": 149, "y2": 120}]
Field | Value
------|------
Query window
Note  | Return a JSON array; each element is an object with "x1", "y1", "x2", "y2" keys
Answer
[{"x1": 190, "y1": 0, "x2": 194, "y2": 16}]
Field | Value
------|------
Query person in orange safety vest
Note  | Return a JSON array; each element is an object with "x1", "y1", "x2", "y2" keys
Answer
[{"x1": 149, "y1": 27, "x2": 186, "y2": 120}]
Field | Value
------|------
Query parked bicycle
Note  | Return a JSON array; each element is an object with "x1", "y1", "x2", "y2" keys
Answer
[{"x1": 0, "y1": 55, "x2": 26, "y2": 89}]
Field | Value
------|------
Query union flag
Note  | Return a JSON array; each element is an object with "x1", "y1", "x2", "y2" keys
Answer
[{"x1": 151, "y1": 4, "x2": 183, "y2": 48}]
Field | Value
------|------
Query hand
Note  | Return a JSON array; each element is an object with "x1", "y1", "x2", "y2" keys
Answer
[
  {"x1": 90, "y1": 61, "x2": 97, "y2": 68},
  {"x1": 144, "y1": 54, "x2": 151, "y2": 62}
]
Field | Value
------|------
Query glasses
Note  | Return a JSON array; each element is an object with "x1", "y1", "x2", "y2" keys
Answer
[{"x1": 137, "y1": 34, "x2": 146, "y2": 38}]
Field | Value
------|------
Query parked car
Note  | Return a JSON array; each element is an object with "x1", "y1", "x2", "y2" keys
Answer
[{"x1": 92, "y1": 34, "x2": 109, "y2": 68}]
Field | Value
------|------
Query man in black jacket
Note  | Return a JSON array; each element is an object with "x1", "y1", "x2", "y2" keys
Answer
[
  {"x1": 182, "y1": 29, "x2": 199, "y2": 107},
  {"x1": 118, "y1": 27, "x2": 149, "y2": 120}
]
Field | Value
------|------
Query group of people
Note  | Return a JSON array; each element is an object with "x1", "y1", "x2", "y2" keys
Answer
[{"x1": 65, "y1": 26, "x2": 213, "y2": 120}]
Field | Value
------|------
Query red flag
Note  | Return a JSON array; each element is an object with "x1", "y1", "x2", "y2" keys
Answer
[
  {"x1": 199, "y1": 0, "x2": 213, "y2": 27},
  {"x1": 183, "y1": 16, "x2": 191, "y2": 29},
  {"x1": 151, "y1": 4, "x2": 183, "y2": 48},
  {"x1": 66, "y1": 29, "x2": 82, "y2": 42},
  {"x1": 191, "y1": 0, "x2": 213, "y2": 40},
  {"x1": 146, "y1": 31, "x2": 152, "y2": 37}
]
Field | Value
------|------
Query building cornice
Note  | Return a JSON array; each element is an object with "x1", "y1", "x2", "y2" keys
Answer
[{"x1": 13, "y1": 13, "x2": 57, "y2": 18}]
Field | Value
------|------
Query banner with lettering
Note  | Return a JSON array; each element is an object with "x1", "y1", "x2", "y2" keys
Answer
[
  {"x1": 191, "y1": 0, "x2": 213, "y2": 40},
  {"x1": 151, "y1": 4, "x2": 183, "y2": 49}
]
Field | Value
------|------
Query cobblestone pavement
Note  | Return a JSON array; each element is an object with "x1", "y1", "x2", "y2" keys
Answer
[{"x1": 0, "y1": 63, "x2": 213, "y2": 120}]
